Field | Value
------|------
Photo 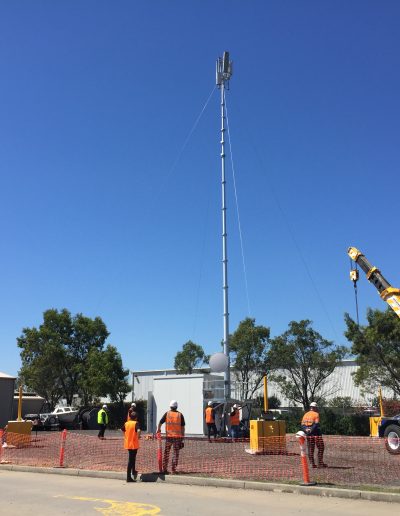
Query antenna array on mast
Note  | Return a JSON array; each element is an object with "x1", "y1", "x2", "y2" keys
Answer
[{"x1": 216, "y1": 51, "x2": 233, "y2": 88}]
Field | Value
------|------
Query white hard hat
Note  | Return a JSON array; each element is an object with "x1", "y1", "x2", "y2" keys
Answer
[
  {"x1": 233, "y1": 404, "x2": 238, "y2": 409},
  {"x1": 102, "y1": 404, "x2": 107, "y2": 409},
  {"x1": 207, "y1": 401, "x2": 213, "y2": 406},
  {"x1": 131, "y1": 402, "x2": 136, "y2": 408},
  {"x1": 310, "y1": 402, "x2": 318, "y2": 407},
  {"x1": 170, "y1": 400, "x2": 178, "y2": 409}
]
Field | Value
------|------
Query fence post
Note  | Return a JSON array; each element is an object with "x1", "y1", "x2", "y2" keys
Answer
[
  {"x1": 57, "y1": 429, "x2": 67, "y2": 468},
  {"x1": 296, "y1": 431, "x2": 316, "y2": 486},
  {"x1": 156, "y1": 432, "x2": 163, "y2": 473}
]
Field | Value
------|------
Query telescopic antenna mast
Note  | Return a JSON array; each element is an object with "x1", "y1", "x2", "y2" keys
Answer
[{"x1": 216, "y1": 51, "x2": 233, "y2": 401}]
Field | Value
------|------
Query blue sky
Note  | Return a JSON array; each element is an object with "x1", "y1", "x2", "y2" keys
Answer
[{"x1": 1, "y1": 1, "x2": 399, "y2": 377}]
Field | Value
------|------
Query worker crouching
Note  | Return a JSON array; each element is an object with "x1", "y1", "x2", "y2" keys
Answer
[{"x1": 301, "y1": 402, "x2": 327, "y2": 468}]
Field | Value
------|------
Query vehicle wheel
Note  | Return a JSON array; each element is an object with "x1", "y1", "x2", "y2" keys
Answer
[
  {"x1": 48, "y1": 416, "x2": 56, "y2": 425},
  {"x1": 384, "y1": 425, "x2": 400, "y2": 454}
]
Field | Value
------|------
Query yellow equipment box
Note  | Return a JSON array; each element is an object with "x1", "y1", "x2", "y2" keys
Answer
[
  {"x1": 249, "y1": 419, "x2": 286, "y2": 454},
  {"x1": 369, "y1": 416, "x2": 382, "y2": 437},
  {"x1": 6, "y1": 420, "x2": 32, "y2": 447}
]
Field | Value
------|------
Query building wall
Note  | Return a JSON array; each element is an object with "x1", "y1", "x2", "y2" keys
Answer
[
  {"x1": 0, "y1": 373, "x2": 16, "y2": 428},
  {"x1": 12, "y1": 395, "x2": 45, "y2": 419},
  {"x1": 151, "y1": 375, "x2": 205, "y2": 435}
]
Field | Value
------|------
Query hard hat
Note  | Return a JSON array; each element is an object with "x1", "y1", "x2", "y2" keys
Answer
[
  {"x1": 233, "y1": 404, "x2": 238, "y2": 409},
  {"x1": 170, "y1": 400, "x2": 178, "y2": 409},
  {"x1": 207, "y1": 401, "x2": 213, "y2": 406},
  {"x1": 102, "y1": 404, "x2": 107, "y2": 409},
  {"x1": 131, "y1": 402, "x2": 136, "y2": 408},
  {"x1": 310, "y1": 402, "x2": 318, "y2": 407}
]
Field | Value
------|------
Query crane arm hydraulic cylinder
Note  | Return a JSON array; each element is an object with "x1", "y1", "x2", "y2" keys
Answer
[{"x1": 348, "y1": 247, "x2": 400, "y2": 319}]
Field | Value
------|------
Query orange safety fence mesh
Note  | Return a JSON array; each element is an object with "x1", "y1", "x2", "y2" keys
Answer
[{"x1": 1, "y1": 432, "x2": 399, "y2": 488}]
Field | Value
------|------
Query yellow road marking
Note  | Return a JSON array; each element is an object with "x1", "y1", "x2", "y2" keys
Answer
[{"x1": 55, "y1": 496, "x2": 161, "y2": 515}]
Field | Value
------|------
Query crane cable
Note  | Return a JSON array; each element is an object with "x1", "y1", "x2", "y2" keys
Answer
[{"x1": 349, "y1": 258, "x2": 360, "y2": 326}]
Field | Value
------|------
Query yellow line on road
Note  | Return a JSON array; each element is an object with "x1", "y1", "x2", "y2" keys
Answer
[{"x1": 55, "y1": 495, "x2": 161, "y2": 515}]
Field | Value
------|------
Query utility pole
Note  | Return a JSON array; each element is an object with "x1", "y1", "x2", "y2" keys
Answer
[{"x1": 216, "y1": 52, "x2": 233, "y2": 401}]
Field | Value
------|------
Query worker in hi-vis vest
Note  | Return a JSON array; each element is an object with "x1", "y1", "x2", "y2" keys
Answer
[
  {"x1": 157, "y1": 400, "x2": 185, "y2": 474},
  {"x1": 205, "y1": 401, "x2": 218, "y2": 441},
  {"x1": 301, "y1": 401, "x2": 327, "y2": 468},
  {"x1": 122, "y1": 410, "x2": 141, "y2": 482},
  {"x1": 229, "y1": 404, "x2": 241, "y2": 439},
  {"x1": 97, "y1": 404, "x2": 109, "y2": 439}
]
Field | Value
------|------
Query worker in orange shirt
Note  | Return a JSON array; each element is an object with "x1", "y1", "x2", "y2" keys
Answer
[
  {"x1": 229, "y1": 404, "x2": 241, "y2": 440},
  {"x1": 301, "y1": 401, "x2": 327, "y2": 468},
  {"x1": 122, "y1": 410, "x2": 141, "y2": 482},
  {"x1": 205, "y1": 401, "x2": 218, "y2": 441},
  {"x1": 157, "y1": 400, "x2": 185, "y2": 474}
]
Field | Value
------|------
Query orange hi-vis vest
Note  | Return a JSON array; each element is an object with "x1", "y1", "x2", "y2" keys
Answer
[
  {"x1": 124, "y1": 421, "x2": 139, "y2": 450},
  {"x1": 205, "y1": 406, "x2": 214, "y2": 424},
  {"x1": 301, "y1": 410, "x2": 319, "y2": 427},
  {"x1": 166, "y1": 411, "x2": 183, "y2": 437},
  {"x1": 230, "y1": 410, "x2": 240, "y2": 426}
]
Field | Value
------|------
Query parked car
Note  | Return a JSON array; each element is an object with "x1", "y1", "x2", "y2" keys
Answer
[{"x1": 24, "y1": 412, "x2": 59, "y2": 431}]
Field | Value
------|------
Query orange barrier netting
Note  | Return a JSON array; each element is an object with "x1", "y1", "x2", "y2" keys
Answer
[{"x1": 1, "y1": 432, "x2": 399, "y2": 488}]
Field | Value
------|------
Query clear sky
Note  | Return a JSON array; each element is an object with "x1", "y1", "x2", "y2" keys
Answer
[{"x1": 1, "y1": 1, "x2": 399, "y2": 377}]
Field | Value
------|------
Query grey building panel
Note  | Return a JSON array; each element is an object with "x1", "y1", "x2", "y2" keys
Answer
[{"x1": 0, "y1": 372, "x2": 16, "y2": 428}]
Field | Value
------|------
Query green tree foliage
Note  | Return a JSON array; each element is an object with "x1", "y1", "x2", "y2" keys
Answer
[
  {"x1": 326, "y1": 396, "x2": 353, "y2": 409},
  {"x1": 84, "y1": 345, "x2": 130, "y2": 403},
  {"x1": 174, "y1": 340, "x2": 208, "y2": 374},
  {"x1": 18, "y1": 308, "x2": 128, "y2": 408},
  {"x1": 269, "y1": 320, "x2": 347, "y2": 410},
  {"x1": 229, "y1": 318, "x2": 270, "y2": 400},
  {"x1": 344, "y1": 308, "x2": 400, "y2": 397}
]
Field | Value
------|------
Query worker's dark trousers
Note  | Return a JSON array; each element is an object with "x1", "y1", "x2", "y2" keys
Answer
[
  {"x1": 163, "y1": 438, "x2": 181, "y2": 472},
  {"x1": 98, "y1": 424, "x2": 106, "y2": 438},
  {"x1": 307, "y1": 435, "x2": 324, "y2": 465},
  {"x1": 207, "y1": 423, "x2": 218, "y2": 439},
  {"x1": 127, "y1": 449, "x2": 138, "y2": 479}
]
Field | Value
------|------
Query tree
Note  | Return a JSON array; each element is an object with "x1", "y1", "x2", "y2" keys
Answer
[
  {"x1": 84, "y1": 345, "x2": 131, "y2": 404},
  {"x1": 17, "y1": 308, "x2": 125, "y2": 407},
  {"x1": 269, "y1": 320, "x2": 347, "y2": 410},
  {"x1": 174, "y1": 341, "x2": 208, "y2": 374},
  {"x1": 345, "y1": 308, "x2": 400, "y2": 397},
  {"x1": 229, "y1": 318, "x2": 270, "y2": 400}
]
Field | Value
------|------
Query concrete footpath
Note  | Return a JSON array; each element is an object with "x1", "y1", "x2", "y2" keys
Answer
[{"x1": 1, "y1": 463, "x2": 400, "y2": 504}]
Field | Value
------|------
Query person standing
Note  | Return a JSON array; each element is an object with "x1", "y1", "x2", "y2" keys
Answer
[
  {"x1": 301, "y1": 401, "x2": 327, "y2": 468},
  {"x1": 229, "y1": 404, "x2": 241, "y2": 439},
  {"x1": 122, "y1": 410, "x2": 141, "y2": 482},
  {"x1": 205, "y1": 401, "x2": 218, "y2": 441},
  {"x1": 157, "y1": 400, "x2": 185, "y2": 474},
  {"x1": 97, "y1": 404, "x2": 109, "y2": 439}
]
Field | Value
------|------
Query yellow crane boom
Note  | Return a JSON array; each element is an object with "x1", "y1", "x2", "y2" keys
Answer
[{"x1": 348, "y1": 247, "x2": 400, "y2": 319}]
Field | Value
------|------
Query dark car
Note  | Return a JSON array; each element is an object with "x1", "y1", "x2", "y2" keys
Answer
[{"x1": 24, "y1": 413, "x2": 59, "y2": 431}]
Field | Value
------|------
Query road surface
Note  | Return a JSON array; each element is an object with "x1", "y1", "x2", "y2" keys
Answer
[{"x1": 0, "y1": 470, "x2": 394, "y2": 515}]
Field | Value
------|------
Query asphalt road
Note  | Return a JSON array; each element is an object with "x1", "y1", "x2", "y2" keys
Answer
[{"x1": 0, "y1": 470, "x2": 395, "y2": 515}]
